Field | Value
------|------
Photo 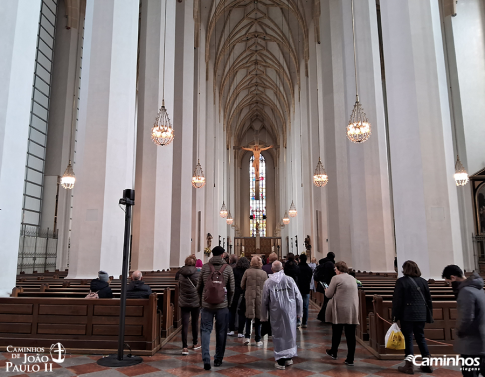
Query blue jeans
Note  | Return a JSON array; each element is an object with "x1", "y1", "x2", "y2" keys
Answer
[
  {"x1": 200, "y1": 307, "x2": 229, "y2": 364},
  {"x1": 400, "y1": 320, "x2": 430, "y2": 358},
  {"x1": 302, "y1": 294, "x2": 309, "y2": 325}
]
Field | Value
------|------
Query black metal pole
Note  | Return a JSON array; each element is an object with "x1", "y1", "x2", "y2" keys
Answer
[{"x1": 98, "y1": 189, "x2": 141, "y2": 367}]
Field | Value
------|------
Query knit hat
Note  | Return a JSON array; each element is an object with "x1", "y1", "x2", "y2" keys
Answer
[
  {"x1": 98, "y1": 271, "x2": 109, "y2": 282},
  {"x1": 212, "y1": 246, "x2": 225, "y2": 256},
  {"x1": 196, "y1": 259, "x2": 203, "y2": 268}
]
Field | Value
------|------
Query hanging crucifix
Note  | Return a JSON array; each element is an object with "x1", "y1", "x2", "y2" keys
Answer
[{"x1": 242, "y1": 142, "x2": 273, "y2": 200}]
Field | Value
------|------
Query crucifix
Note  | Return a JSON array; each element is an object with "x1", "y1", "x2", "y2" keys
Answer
[{"x1": 242, "y1": 142, "x2": 273, "y2": 199}]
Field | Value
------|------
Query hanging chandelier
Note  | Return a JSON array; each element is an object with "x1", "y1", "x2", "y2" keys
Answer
[
  {"x1": 288, "y1": 200, "x2": 297, "y2": 217},
  {"x1": 226, "y1": 211, "x2": 233, "y2": 225},
  {"x1": 60, "y1": 160, "x2": 76, "y2": 189},
  {"x1": 151, "y1": 100, "x2": 174, "y2": 146},
  {"x1": 454, "y1": 155, "x2": 469, "y2": 186},
  {"x1": 220, "y1": 201, "x2": 228, "y2": 218},
  {"x1": 283, "y1": 211, "x2": 290, "y2": 225},
  {"x1": 313, "y1": 157, "x2": 328, "y2": 187},
  {"x1": 192, "y1": 159, "x2": 206, "y2": 188},
  {"x1": 347, "y1": 0, "x2": 371, "y2": 144}
]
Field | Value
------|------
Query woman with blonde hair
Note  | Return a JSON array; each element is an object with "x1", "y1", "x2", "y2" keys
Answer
[{"x1": 241, "y1": 256, "x2": 268, "y2": 346}]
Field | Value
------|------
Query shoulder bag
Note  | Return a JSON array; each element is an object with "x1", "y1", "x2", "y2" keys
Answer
[{"x1": 407, "y1": 276, "x2": 434, "y2": 323}]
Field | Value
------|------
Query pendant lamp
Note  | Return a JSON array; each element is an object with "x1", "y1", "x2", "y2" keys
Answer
[
  {"x1": 289, "y1": 200, "x2": 297, "y2": 217},
  {"x1": 226, "y1": 211, "x2": 233, "y2": 225},
  {"x1": 220, "y1": 201, "x2": 228, "y2": 218},
  {"x1": 283, "y1": 211, "x2": 290, "y2": 225},
  {"x1": 313, "y1": 157, "x2": 329, "y2": 187},
  {"x1": 454, "y1": 155, "x2": 469, "y2": 186}
]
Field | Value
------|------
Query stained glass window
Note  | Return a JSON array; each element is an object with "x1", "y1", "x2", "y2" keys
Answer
[{"x1": 250, "y1": 154, "x2": 266, "y2": 236}]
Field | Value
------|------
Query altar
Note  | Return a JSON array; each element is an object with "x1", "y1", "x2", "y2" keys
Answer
[{"x1": 234, "y1": 236, "x2": 282, "y2": 259}]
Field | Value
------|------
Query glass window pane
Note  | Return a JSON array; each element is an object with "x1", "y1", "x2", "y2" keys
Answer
[
  {"x1": 23, "y1": 210, "x2": 40, "y2": 226},
  {"x1": 32, "y1": 101, "x2": 48, "y2": 120},
  {"x1": 39, "y1": 27, "x2": 53, "y2": 47},
  {"x1": 27, "y1": 167, "x2": 44, "y2": 185},
  {"x1": 249, "y1": 154, "x2": 266, "y2": 237},
  {"x1": 41, "y1": 16, "x2": 55, "y2": 37},
  {"x1": 36, "y1": 51, "x2": 52, "y2": 74},
  {"x1": 35, "y1": 76, "x2": 50, "y2": 97},
  {"x1": 28, "y1": 140, "x2": 45, "y2": 160},
  {"x1": 42, "y1": 3, "x2": 56, "y2": 25},
  {"x1": 35, "y1": 64, "x2": 50, "y2": 85},
  {"x1": 38, "y1": 38, "x2": 53, "y2": 61},
  {"x1": 25, "y1": 182, "x2": 42, "y2": 198},
  {"x1": 31, "y1": 114, "x2": 47, "y2": 133},
  {"x1": 28, "y1": 153, "x2": 44, "y2": 172},
  {"x1": 24, "y1": 196, "x2": 41, "y2": 212},
  {"x1": 34, "y1": 89, "x2": 49, "y2": 109}
]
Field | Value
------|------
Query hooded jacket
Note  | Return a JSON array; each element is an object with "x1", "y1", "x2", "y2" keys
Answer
[
  {"x1": 126, "y1": 280, "x2": 152, "y2": 299},
  {"x1": 314, "y1": 257, "x2": 336, "y2": 285},
  {"x1": 455, "y1": 272, "x2": 485, "y2": 355},
  {"x1": 90, "y1": 279, "x2": 113, "y2": 298},
  {"x1": 197, "y1": 255, "x2": 235, "y2": 310},
  {"x1": 284, "y1": 260, "x2": 300, "y2": 285},
  {"x1": 178, "y1": 266, "x2": 200, "y2": 308}
]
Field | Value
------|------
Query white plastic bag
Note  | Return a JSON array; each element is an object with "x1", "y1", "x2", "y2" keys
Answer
[{"x1": 385, "y1": 323, "x2": 405, "y2": 350}]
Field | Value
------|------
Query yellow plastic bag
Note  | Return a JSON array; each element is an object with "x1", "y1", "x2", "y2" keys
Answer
[{"x1": 385, "y1": 323, "x2": 405, "y2": 350}]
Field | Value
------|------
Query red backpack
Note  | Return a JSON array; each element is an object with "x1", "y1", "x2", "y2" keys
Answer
[{"x1": 203, "y1": 264, "x2": 228, "y2": 304}]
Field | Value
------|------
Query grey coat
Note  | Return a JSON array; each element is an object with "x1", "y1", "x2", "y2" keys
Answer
[
  {"x1": 455, "y1": 272, "x2": 485, "y2": 356},
  {"x1": 197, "y1": 256, "x2": 235, "y2": 310}
]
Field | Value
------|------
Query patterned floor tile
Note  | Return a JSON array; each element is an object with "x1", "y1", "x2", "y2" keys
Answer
[{"x1": 116, "y1": 363, "x2": 162, "y2": 376}]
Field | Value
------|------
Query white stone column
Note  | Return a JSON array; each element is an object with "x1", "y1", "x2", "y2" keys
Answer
[
  {"x1": 170, "y1": 0, "x2": 195, "y2": 267},
  {"x1": 380, "y1": 0, "x2": 463, "y2": 278},
  {"x1": 0, "y1": 0, "x2": 41, "y2": 296},
  {"x1": 131, "y1": 0, "x2": 175, "y2": 272},
  {"x1": 67, "y1": 0, "x2": 138, "y2": 279}
]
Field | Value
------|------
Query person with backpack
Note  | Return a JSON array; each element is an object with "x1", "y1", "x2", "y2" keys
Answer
[
  {"x1": 314, "y1": 252, "x2": 336, "y2": 322},
  {"x1": 178, "y1": 256, "x2": 201, "y2": 355},
  {"x1": 197, "y1": 246, "x2": 235, "y2": 371},
  {"x1": 89, "y1": 271, "x2": 113, "y2": 298}
]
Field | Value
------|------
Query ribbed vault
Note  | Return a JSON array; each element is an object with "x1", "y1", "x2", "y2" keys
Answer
[{"x1": 202, "y1": 0, "x2": 314, "y2": 149}]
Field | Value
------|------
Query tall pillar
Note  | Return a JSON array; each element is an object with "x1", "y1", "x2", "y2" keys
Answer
[
  {"x1": 131, "y1": 0, "x2": 176, "y2": 272},
  {"x1": 0, "y1": 0, "x2": 41, "y2": 296},
  {"x1": 170, "y1": 0, "x2": 195, "y2": 267},
  {"x1": 344, "y1": 0, "x2": 395, "y2": 272},
  {"x1": 68, "y1": 0, "x2": 138, "y2": 279},
  {"x1": 381, "y1": 0, "x2": 463, "y2": 278}
]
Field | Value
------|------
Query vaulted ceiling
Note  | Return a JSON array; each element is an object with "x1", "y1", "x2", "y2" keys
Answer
[{"x1": 200, "y1": 0, "x2": 318, "y2": 149}]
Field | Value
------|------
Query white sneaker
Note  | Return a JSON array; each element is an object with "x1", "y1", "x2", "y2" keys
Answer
[
  {"x1": 243, "y1": 338, "x2": 250, "y2": 345},
  {"x1": 275, "y1": 363, "x2": 285, "y2": 370},
  {"x1": 227, "y1": 331, "x2": 234, "y2": 336},
  {"x1": 256, "y1": 341, "x2": 263, "y2": 347},
  {"x1": 285, "y1": 359, "x2": 293, "y2": 366},
  {"x1": 237, "y1": 333, "x2": 245, "y2": 338}
]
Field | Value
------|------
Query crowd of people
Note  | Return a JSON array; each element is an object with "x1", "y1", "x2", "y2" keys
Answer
[{"x1": 87, "y1": 249, "x2": 485, "y2": 376}]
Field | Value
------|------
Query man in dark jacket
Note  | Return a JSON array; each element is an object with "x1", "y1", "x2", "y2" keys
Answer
[
  {"x1": 442, "y1": 265, "x2": 485, "y2": 377},
  {"x1": 263, "y1": 252, "x2": 278, "y2": 275},
  {"x1": 297, "y1": 254, "x2": 313, "y2": 328},
  {"x1": 90, "y1": 271, "x2": 113, "y2": 298},
  {"x1": 284, "y1": 253, "x2": 300, "y2": 284},
  {"x1": 197, "y1": 246, "x2": 235, "y2": 371},
  {"x1": 126, "y1": 270, "x2": 152, "y2": 299},
  {"x1": 314, "y1": 252, "x2": 336, "y2": 322}
]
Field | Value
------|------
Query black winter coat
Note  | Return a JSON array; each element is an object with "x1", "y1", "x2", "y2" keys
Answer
[
  {"x1": 314, "y1": 257, "x2": 336, "y2": 285},
  {"x1": 284, "y1": 261, "x2": 300, "y2": 285},
  {"x1": 231, "y1": 267, "x2": 247, "y2": 312},
  {"x1": 297, "y1": 262, "x2": 313, "y2": 295},
  {"x1": 392, "y1": 276, "x2": 433, "y2": 322},
  {"x1": 126, "y1": 280, "x2": 152, "y2": 299},
  {"x1": 178, "y1": 266, "x2": 200, "y2": 308},
  {"x1": 90, "y1": 279, "x2": 113, "y2": 298}
]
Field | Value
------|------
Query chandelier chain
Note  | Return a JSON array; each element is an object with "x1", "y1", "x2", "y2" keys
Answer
[
  {"x1": 162, "y1": 0, "x2": 167, "y2": 101},
  {"x1": 351, "y1": 0, "x2": 359, "y2": 99}
]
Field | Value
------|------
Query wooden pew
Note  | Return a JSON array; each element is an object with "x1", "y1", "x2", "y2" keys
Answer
[{"x1": 0, "y1": 294, "x2": 161, "y2": 355}]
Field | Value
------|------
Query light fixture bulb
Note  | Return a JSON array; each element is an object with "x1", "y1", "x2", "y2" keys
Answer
[
  {"x1": 151, "y1": 100, "x2": 174, "y2": 146},
  {"x1": 313, "y1": 157, "x2": 329, "y2": 187},
  {"x1": 192, "y1": 159, "x2": 206, "y2": 188},
  {"x1": 220, "y1": 201, "x2": 228, "y2": 218},
  {"x1": 347, "y1": 99, "x2": 371, "y2": 143},
  {"x1": 283, "y1": 211, "x2": 290, "y2": 225},
  {"x1": 61, "y1": 160, "x2": 76, "y2": 189},
  {"x1": 288, "y1": 201, "x2": 297, "y2": 217},
  {"x1": 226, "y1": 211, "x2": 233, "y2": 225},
  {"x1": 454, "y1": 155, "x2": 469, "y2": 186}
]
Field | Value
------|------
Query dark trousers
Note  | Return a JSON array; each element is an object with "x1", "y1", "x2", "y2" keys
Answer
[
  {"x1": 400, "y1": 320, "x2": 430, "y2": 358},
  {"x1": 329, "y1": 324, "x2": 357, "y2": 363},
  {"x1": 461, "y1": 355, "x2": 484, "y2": 377},
  {"x1": 245, "y1": 318, "x2": 261, "y2": 342},
  {"x1": 181, "y1": 307, "x2": 199, "y2": 348},
  {"x1": 229, "y1": 302, "x2": 246, "y2": 333},
  {"x1": 200, "y1": 307, "x2": 229, "y2": 364},
  {"x1": 277, "y1": 358, "x2": 291, "y2": 366},
  {"x1": 317, "y1": 295, "x2": 330, "y2": 321}
]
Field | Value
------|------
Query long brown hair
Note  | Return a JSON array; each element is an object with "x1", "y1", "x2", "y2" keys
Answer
[{"x1": 402, "y1": 260, "x2": 421, "y2": 277}]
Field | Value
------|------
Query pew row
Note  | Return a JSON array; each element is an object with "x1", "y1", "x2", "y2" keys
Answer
[{"x1": 0, "y1": 293, "x2": 175, "y2": 355}]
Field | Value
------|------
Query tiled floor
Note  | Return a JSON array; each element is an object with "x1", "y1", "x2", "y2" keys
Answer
[{"x1": 0, "y1": 307, "x2": 463, "y2": 377}]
